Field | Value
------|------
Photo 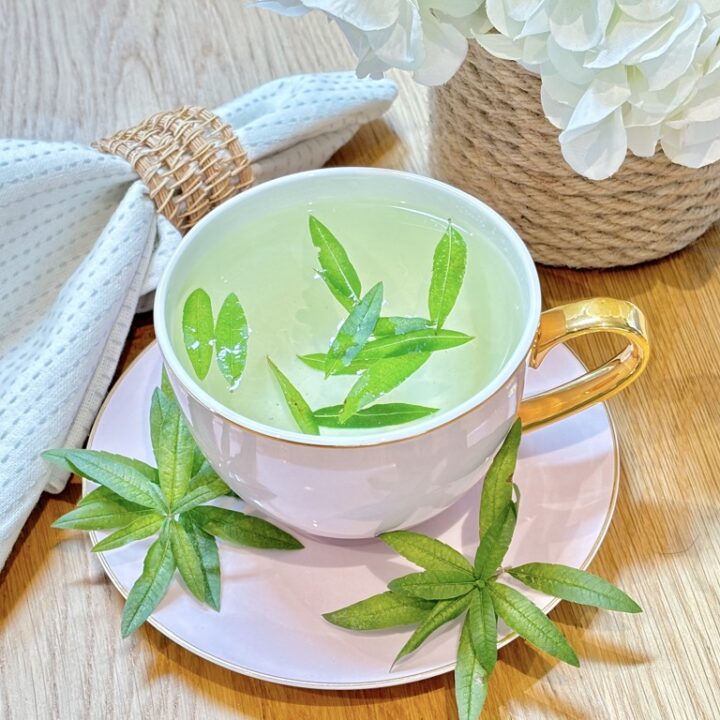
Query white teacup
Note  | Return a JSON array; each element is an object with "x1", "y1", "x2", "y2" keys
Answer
[{"x1": 154, "y1": 168, "x2": 649, "y2": 539}]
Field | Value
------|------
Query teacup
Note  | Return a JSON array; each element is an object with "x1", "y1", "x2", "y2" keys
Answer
[{"x1": 154, "y1": 168, "x2": 649, "y2": 539}]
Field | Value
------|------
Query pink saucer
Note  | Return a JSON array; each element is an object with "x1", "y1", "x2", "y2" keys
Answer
[{"x1": 86, "y1": 342, "x2": 618, "y2": 690}]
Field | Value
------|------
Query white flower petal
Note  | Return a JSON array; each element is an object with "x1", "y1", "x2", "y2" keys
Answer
[
  {"x1": 625, "y1": 2, "x2": 703, "y2": 64},
  {"x1": 475, "y1": 31, "x2": 525, "y2": 60},
  {"x1": 546, "y1": 0, "x2": 607, "y2": 52},
  {"x1": 586, "y1": 13, "x2": 673, "y2": 69},
  {"x1": 486, "y1": 0, "x2": 524, "y2": 37},
  {"x1": 626, "y1": 123, "x2": 662, "y2": 155},
  {"x1": 560, "y1": 107, "x2": 628, "y2": 179},
  {"x1": 547, "y1": 36, "x2": 597, "y2": 84},
  {"x1": 507, "y1": 0, "x2": 544, "y2": 22},
  {"x1": 636, "y1": 14, "x2": 705, "y2": 90},
  {"x1": 662, "y1": 117, "x2": 720, "y2": 165},
  {"x1": 412, "y1": 13, "x2": 469, "y2": 85},
  {"x1": 616, "y1": 0, "x2": 680, "y2": 21},
  {"x1": 565, "y1": 66, "x2": 631, "y2": 132}
]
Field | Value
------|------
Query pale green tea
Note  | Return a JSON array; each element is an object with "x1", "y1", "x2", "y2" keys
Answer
[{"x1": 168, "y1": 199, "x2": 525, "y2": 435}]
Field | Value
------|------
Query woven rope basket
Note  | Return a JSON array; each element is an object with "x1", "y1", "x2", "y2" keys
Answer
[{"x1": 430, "y1": 44, "x2": 720, "y2": 268}]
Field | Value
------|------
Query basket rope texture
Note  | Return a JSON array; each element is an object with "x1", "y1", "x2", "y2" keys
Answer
[
  {"x1": 93, "y1": 106, "x2": 254, "y2": 233},
  {"x1": 430, "y1": 44, "x2": 720, "y2": 268}
]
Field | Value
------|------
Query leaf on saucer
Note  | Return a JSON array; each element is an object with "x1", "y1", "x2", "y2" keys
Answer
[
  {"x1": 339, "y1": 352, "x2": 429, "y2": 423},
  {"x1": 172, "y1": 463, "x2": 231, "y2": 515},
  {"x1": 323, "y1": 591, "x2": 435, "y2": 630},
  {"x1": 182, "y1": 288, "x2": 214, "y2": 380},
  {"x1": 373, "y1": 316, "x2": 433, "y2": 337},
  {"x1": 395, "y1": 592, "x2": 472, "y2": 662},
  {"x1": 52, "y1": 498, "x2": 150, "y2": 531},
  {"x1": 156, "y1": 397, "x2": 195, "y2": 508},
  {"x1": 43, "y1": 449, "x2": 166, "y2": 512},
  {"x1": 487, "y1": 580, "x2": 579, "y2": 666},
  {"x1": 428, "y1": 223, "x2": 467, "y2": 332},
  {"x1": 309, "y1": 215, "x2": 361, "y2": 311},
  {"x1": 121, "y1": 527, "x2": 176, "y2": 637},
  {"x1": 479, "y1": 419, "x2": 521, "y2": 538},
  {"x1": 389, "y1": 571, "x2": 476, "y2": 600},
  {"x1": 169, "y1": 519, "x2": 208, "y2": 604},
  {"x1": 267, "y1": 357, "x2": 319, "y2": 435},
  {"x1": 380, "y1": 531, "x2": 474, "y2": 575},
  {"x1": 474, "y1": 501, "x2": 517, "y2": 580},
  {"x1": 467, "y1": 588, "x2": 498, "y2": 675},
  {"x1": 508, "y1": 563, "x2": 642, "y2": 614},
  {"x1": 325, "y1": 282, "x2": 383, "y2": 377},
  {"x1": 188, "y1": 506, "x2": 303, "y2": 550},
  {"x1": 180, "y1": 515, "x2": 221, "y2": 611},
  {"x1": 455, "y1": 612, "x2": 489, "y2": 720},
  {"x1": 215, "y1": 293, "x2": 249, "y2": 390},
  {"x1": 314, "y1": 403, "x2": 437, "y2": 429},
  {"x1": 91, "y1": 513, "x2": 165, "y2": 552}
]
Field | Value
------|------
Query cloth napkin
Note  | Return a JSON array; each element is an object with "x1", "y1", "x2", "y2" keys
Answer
[{"x1": 0, "y1": 72, "x2": 397, "y2": 570}]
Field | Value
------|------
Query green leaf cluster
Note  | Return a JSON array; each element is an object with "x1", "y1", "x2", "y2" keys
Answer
[
  {"x1": 182, "y1": 289, "x2": 248, "y2": 389},
  {"x1": 268, "y1": 216, "x2": 473, "y2": 433},
  {"x1": 45, "y1": 370, "x2": 302, "y2": 637},
  {"x1": 323, "y1": 419, "x2": 641, "y2": 719}
]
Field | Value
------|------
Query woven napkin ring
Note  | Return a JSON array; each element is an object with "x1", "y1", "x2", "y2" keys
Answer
[{"x1": 92, "y1": 106, "x2": 254, "y2": 233}]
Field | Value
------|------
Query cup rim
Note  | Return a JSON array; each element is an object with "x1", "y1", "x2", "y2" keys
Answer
[{"x1": 154, "y1": 167, "x2": 541, "y2": 448}]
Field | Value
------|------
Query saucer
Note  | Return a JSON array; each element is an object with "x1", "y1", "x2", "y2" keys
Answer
[{"x1": 86, "y1": 342, "x2": 618, "y2": 690}]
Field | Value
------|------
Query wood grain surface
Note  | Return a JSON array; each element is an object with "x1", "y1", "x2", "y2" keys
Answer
[{"x1": 1, "y1": 2, "x2": 719, "y2": 718}]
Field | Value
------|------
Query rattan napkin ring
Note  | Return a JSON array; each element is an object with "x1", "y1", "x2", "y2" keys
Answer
[{"x1": 93, "y1": 106, "x2": 254, "y2": 233}]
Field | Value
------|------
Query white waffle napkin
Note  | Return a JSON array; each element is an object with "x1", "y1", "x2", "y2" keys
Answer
[{"x1": 0, "y1": 72, "x2": 397, "y2": 569}]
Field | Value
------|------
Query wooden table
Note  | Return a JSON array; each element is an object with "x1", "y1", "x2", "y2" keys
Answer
[{"x1": 2, "y1": 2, "x2": 719, "y2": 718}]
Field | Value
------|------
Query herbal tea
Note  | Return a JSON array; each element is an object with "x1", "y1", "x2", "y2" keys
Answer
[{"x1": 169, "y1": 199, "x2": 525, "y2": 435}]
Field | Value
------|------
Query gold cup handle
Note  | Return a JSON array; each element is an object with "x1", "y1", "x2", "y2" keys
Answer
[{"x1": 519, "y1": 298, "x2": 650, "y2": 431}]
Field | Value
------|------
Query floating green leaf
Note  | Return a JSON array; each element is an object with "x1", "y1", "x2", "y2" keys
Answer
[
  {"x1": 297, "y1": 352, "x2": 371, "y2": 375},
  {"x1": 323, "y1": 591, "x2": 435, "y2": 631},
  {"x1": 156, "y1": 398, "x2": 195, "y2": 508},
  {"x1": 487, "y1": 580, "x2": 579, "y2": 666},
  {"x1": 395, "y1": 593, "x2": 472, "y2": 662},
  {"x1": 180, "y1": 515, "x2": 221, "y2": 611},
  {"x1": 474, "y1": 502, "x2": 517, "y2": 580},
  {"x1": 325, "y1": 282, "x2": 384, "y2": 377},
  {"x1": 508, "y1": 563, "x2": 642, "y2": 614},
  {"x1": 302, "y1": 329, "x2": 471, "y2": 374},
  {"x1": 43, "y1": 449, "x2": 166, "y2": 512},
  {"x1": 182, "y1": 288, "x2": 214, "y2": 380},
  {"x1": 267, "y1": 357, "x2": 319, "y2": 435},
  {"x1": 455, "y1": 612, "x2": 489, "y2": 720},
  {"x1": 374, "y1": 316, "x2": 433, "y2": 337},
  {"x1": 314, "y1": 403, "x2": 437, "y2": 429},
  {"x1": 309, "y1": 215, "x2": 361, "y2": 311},
  {"x1": 169, "y1": 519, "x2": 207, "y2": 604},
  {"x1": 479, "y1": 419, "x2": 521, "y2": 538},
  {"x1": 467, "y1": 589, "x2": 498, "y2": 674},
  {"x1": 188, "y1": 506, "x2": 303, "y2": 550},
  {"x1": 380, "y1": 530, "x2": 474, "y2": 575},
  {"x1": 389, "y1": 571, "x2": 476, "y2": 600},
  {"x1": 354, "y1": 328, "x2": 473, "y2": 363},
  {"x1": 428, "y1": 223, "x2": 467, "y2": 332},
  {"x1": 121, "y1": 528, "x2": 176, "y2": 637},
  {"x1": 215, "y1": 293, "x2": 248, "y2": 390},
  {"x1": 91, "y1": 513, "x2": 165, "y2": 552},
  {"x1": 52, "y1": 498, "x2": 150, "y2": 531},
  {"x1": 339, "y1": 352, "x2": 430, "y2": 423}
]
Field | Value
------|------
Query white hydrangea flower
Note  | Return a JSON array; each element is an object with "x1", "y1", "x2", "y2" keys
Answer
[
  {"x1": 252, "y1": 1, "x2": 488, "y2": 85},
  {"x1": 255, "y1": 0, "x2": 720, "y2": 178},
  {"x1": 476, "y1": 0, "x2": 720, "y2": 178}
]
